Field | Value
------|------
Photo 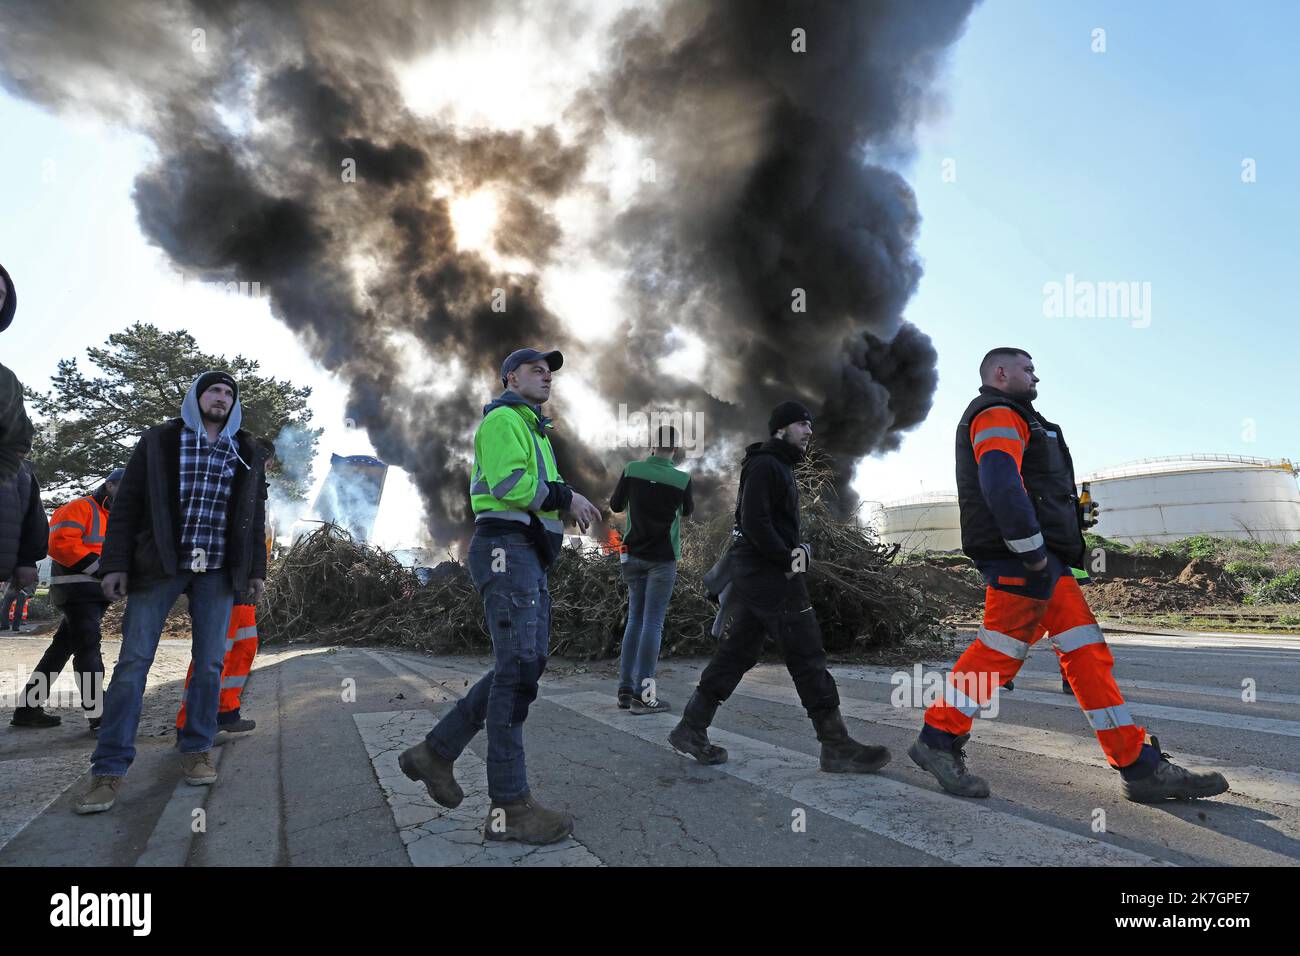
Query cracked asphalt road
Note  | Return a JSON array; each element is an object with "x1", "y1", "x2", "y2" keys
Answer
[{"x1": 1, "y1": 628, "x2": 1297, "y2": 867}]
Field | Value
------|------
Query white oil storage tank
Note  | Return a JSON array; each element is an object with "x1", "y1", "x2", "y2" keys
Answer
[
  {"x1": 875, "y1": 493, "x2": 962, "y2": 553},
  {"x1": 1082, "y1": 455, "x2": 1300, "y2": 545}
]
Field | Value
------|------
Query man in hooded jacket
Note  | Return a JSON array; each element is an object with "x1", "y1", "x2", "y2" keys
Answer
[
  {"x1": 668, "y1": 401, "x2": 891, "y2": 774},
  {"x1": 397, "y1": 347, "x2": 601, "y2": 846},
  {"x1": 74, "y1": 371, "x2": 271, "y2": 814}
]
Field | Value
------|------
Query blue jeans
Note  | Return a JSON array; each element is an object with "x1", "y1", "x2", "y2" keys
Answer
[
  {"x1": 91, "y1": 569, "x2": 234, "y2": 776},
  {"x1": 618, "y1": 556, "x2": 677, "y2": 699},
  {"x1": 426, "y1": 532, "x2": 550, "y2": 803}
]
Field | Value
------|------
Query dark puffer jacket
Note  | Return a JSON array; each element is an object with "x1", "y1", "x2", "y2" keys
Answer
[{"x1": 0, "y1": 461, "x2": 48, "y2": 581}]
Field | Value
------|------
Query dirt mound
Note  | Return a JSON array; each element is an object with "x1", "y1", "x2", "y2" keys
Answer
[
  {"x1": 1085, "y1": 577, "x2": 1213, "y2": 613},
  {"x1": 1175, "y1": 559, "x2": 1232, "y2": 598}
]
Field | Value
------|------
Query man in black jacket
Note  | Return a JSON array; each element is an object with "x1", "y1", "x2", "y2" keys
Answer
[
  {"x1": 0, "y1": 262, "x2": 36, "y2": 484},
  {"x1": 668, "y1": 401, "x2": 890, "y2": 774},
  {"x1": 74, "y1": 372, "x2": 272, "y2": 814},
  {"x1": 0, "y1": 460, "x2": 47, "y2": 624}
]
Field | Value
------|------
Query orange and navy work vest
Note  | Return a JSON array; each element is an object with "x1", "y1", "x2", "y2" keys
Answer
[
  {"x1": 48, "y1": 494, "x2": 110, "y2": 605},
  {"x1": 955, "y1": 387, "x2": 1086, "y2": 566}
]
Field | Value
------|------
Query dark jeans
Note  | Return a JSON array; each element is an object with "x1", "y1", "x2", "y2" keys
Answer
[
  {"x1": 426, "y1": 531, "x2": 550, "y2": 803},
  {"x1": 697, "y1": 573, "x2": 839, "y2": 719},
  {"x1": 618, "y1": 556, "x2": 677, "y2": 698},
  {"x1": 19, "y1": 601, "x2": 106, "y2": 714}
]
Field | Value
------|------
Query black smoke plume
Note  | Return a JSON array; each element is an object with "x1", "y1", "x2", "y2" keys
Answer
[{"x1": 0, "y1": 0, "x2": 977, "y2": 545}]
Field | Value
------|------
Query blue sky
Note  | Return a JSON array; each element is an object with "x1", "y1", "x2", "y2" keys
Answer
[
  {"x1": 862, "y1": 0, "x2": 1300, "y2": 502},
  {"x1": 2, "y1": 1, "x2": 1297, "y2": 532}
]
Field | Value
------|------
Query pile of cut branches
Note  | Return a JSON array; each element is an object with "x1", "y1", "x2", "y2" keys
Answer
[{"x1": 261, "y1": 452, "x2": 942, "y2": 656}]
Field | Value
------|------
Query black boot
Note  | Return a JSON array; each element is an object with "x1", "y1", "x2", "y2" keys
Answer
[
  {"x1": 813, "y1": 709, "x2": 891, "y2": 773},
  {"x1": 668, "y1": 690, "x2": 728, "y2": 765},
  {"x1": 1122, "y1": 737, "x2": 1229, "y2": 803},
  {"x1": 11, "y1": 707, "x2": 61, "y2": 728}
]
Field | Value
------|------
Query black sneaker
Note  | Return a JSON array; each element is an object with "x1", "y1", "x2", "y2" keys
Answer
[
  {"x1": 87, "y1": 716, "x2": 101, "y2": 735},
  {"x1": 630, "y1": 696, "x2": 672, "y2": 716},
  {"x1": 617, "y1": 688, "x2": 634, "y2": 710}
]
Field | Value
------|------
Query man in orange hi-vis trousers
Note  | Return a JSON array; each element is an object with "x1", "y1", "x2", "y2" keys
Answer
[
  {"x1": 175, "y1": 514, "x2": 271, "y2": 738},
  {"x1": 908, "y1": 348, "x2": 1229, "y2": 804}
]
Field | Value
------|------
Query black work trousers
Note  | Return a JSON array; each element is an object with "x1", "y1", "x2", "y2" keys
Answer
[
  {"x1": 19, "y1": 601, "x2": 106, "y2": 714},
  {"x1": 697, "y1": 572, "x2": 839, "y2": 719}
]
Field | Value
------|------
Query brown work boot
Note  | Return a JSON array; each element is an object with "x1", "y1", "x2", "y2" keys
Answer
[
  {"x1": 398, "y1": 740, "x2": 464, "y2": 808},
  {"x1": 483, "y1": 796, "x2": 574, "y2": 845},
  {"x1": 73, "y1": 775, "x2": 124, "y2": 814},
  {"x1": 179, "y1": 750, "x2": 218, "y2": 786}
]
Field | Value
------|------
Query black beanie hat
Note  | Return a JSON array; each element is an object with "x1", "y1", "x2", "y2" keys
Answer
[
  {"x1": 195, "y1": 370, "x2": 238, "y2": 404},
  {"x1": 0, "y1": 263, "x2": 16, "y2": 334},
  {"x1": 769, "y1": 400, "x2": 812, "y2": 435}
]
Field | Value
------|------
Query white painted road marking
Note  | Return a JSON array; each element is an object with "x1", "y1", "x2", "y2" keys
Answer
[
  {"x1": 546, "y1": 691, "x2": 1164, "y2": 867},
  {"x1": 354, "y1": 710, "x2": 602, "y2": 867},
  {"x1": 828, "y1": 665, "x2": 1300, "y2": 738},
  {"x1": 733, "y1": 671, "x2": 1300, "y2": 816}
]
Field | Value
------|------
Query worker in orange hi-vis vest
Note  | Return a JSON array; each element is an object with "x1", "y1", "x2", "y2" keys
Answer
[
  {"x1": 175, "y1": 507, "x2": 273, "y2": 739},
  {"x1": 907, "y1": 348, "x2": 1229, "y2": 805},
  {"x1": 13, "y1": 468, "x2": 122, "y2": 730}
]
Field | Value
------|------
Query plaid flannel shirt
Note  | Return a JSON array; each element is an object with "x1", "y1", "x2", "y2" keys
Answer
[{"x1": 179, "y1": 424, "x2": 238, "y2": 572}]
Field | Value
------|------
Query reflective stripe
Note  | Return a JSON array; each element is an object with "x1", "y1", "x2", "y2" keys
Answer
[
  {"x1": 972, "y1": 426, "x2": 1023, "y2": 446},
  {"x1": 942, "y1": 680, "x2": 984, "y2": 716},
  {"x1": 85, "y1": 500, "x2": 105, "y2": 544},
  {"x1": 528, "y1": 484, "x2": 549, "y2": 511},
  {"x1": 1051, "y1": 623, "x2": 1106, "y2": 654},
  {"x1": 470, "y1": 477, "x2": 490, "y2": 495},
  {"x1": 478, "y1": 511, "x2": 531, "y2": 525},
  {"x1": 976, "y1": 626, "x2": 1030, "y2": 661},
  {"x1": 1004, "y1": 532, "x2": 1045, "y2": 554},
  {"x1": 50, "y1": 574, "x2": 101, "y2": 585},
  {"x1": 530, "y1": 431, "x2": 550, "y2": 483},
  {"x1": 50, "y1": 520, "x2": 87, "y2": 532},
  {"x1": 225, "y1": 639, "x2": 236, "y2": 653},
  {"x1": 83, "y1": 559, "x2": 100, "y2": 575},
  {"x1": 221, "y1": 676, "x2": 247, "y2": 689},
  {"x1": 1083, "y1": 703, "x2": 1135, "y2": 731},
  {"x1": 491, "y1": 469, "x2": 526, "y2": 499},
  {"x1": 539, "y1": 516, "x2": 563, "y2": 533},
  {"x1": 233, "y1": 625, "x2": 258, "y2": 641}
]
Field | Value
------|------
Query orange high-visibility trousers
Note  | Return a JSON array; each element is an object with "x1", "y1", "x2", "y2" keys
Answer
[
  {"x1": 923, "y1": 574, "x2": 1145, "y2": 769},
  {"x1": 176, "y1": 602, "x2": 258, "y2": 730}
]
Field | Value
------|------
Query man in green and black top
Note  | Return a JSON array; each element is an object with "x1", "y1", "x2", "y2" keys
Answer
[{"x1": 609, "y1": 425, "x2": 694, "y2": 714}]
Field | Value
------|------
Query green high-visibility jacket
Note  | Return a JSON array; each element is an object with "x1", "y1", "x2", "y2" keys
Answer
[{"x1": 469, "y1": 402, "x2": 565, "y2": 536}]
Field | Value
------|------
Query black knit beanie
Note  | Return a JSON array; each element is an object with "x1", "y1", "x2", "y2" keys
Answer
[
  {"x1": 768, "y1": 400, "x2": 813, "y2": 435},
  {"x1": 195, "y1": 370, "x2": 239, "y2": 404}
]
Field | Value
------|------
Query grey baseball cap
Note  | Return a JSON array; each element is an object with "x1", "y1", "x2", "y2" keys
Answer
[{"x1": 500, "y1": 348, "x2": 563, "y2": 385}]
